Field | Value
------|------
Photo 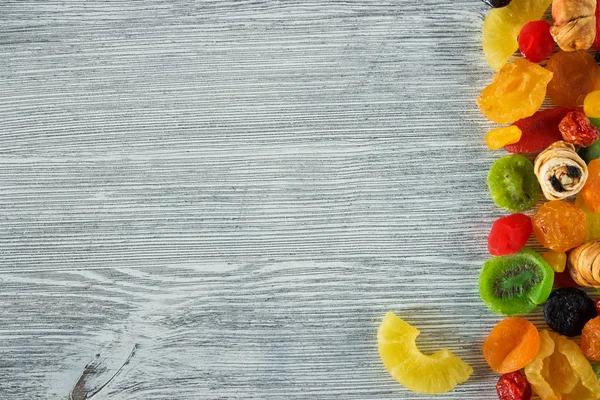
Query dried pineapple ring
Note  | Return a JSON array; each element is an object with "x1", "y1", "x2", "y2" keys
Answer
[{"x1": 377, "y1": 312, "x2": 473, "y2": 394}]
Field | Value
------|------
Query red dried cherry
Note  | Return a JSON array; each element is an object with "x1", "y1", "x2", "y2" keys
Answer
[
  {"x1": 518, "y1": 21, "x2": 554, "y2": 63},
  {"x1": 488, "y1": 213, "x2": 533, "y2": 256},
  {"x1": 496, "y1": 371, "x2": 532, "y2": 400},
  {"x1": 559, "y1": 110, "x2": 600, "y2": 147},
  {"x1": 506, "y1": 107, "x2": 580, "y2": 153},
  {"x1": 595, "y1": 299, "x2": 600, "y2": 315}
]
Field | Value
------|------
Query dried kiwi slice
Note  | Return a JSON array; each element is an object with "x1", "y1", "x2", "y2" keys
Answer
[
  {"x1": 479, "y1": 249, "x2": 554, "y2": 316},
  {"x1": 487, "y1": 154, "x2": 540, "y2": 212}
]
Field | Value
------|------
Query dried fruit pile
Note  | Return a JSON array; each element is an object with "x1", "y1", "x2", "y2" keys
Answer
[
  {"x1": 377, "y1": 0, "x2": 600, "y2": 397},
  {"x1": 479, "y1": 0, "x2": 600, "y2": 397}
]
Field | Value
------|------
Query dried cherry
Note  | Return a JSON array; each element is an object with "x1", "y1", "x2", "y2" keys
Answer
[
  {"x1": 518, "y1": 21, "x2": 554, "y2": 63},
  {"x1": 559, "y1": 110, "x2": 600, "y2": 147},
  {"x1": 496, "y1": 371, "x2": 531, "y2": 400},
  {"x1": 488, "y1": 213, "x2": 532, "y2": 256}
]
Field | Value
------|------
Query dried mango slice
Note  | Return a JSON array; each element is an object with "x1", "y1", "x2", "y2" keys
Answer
[
  {"x1": 477, "y1": 59, "x2": 553, "y2": 124},
  {"x1": 525, "y1": 329, "x2": 600, "y2": 400}
]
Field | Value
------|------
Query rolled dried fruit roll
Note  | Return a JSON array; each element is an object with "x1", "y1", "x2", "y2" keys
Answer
[
  {"x1": 568, "y1": 240, "x2": 600, "y2": 287},
  {"x1": 534, "y1": 141, "x2": 588, "y2": 200}
]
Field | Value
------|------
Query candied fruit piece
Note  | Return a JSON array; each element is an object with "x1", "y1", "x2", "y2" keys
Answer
[
  {"x1": 584, "y1": 90, "x2": 600, "y2": 119},
  {"x1": 576, "y1": 193, "x2": 600, "y2": 240},
  {"x1": 482, "y1": 317, "x2": 540, "y2": 373},
  {"x1": 483, "y1": 0, "x2": 552, "y2": 70},
  {"x1": 477, "y1": 59, "x2": 553, "y2": 124},
  {"x1": 525, "y1": 330, "x2": 600, "y2": 400},
  {"x1": 497, "y1": 371, "x2": 532, "y2": 400},
  {"x1": 487, "y1": 213, "x2": 532, "y2": 256},
  {"x1": 486, "y1": 126, "x2": 522, "y2": 150},
  {"x1": 541, "y1": 250, "x2": 567, "y2": 273},
  {"x1": 532, "y1": 201, "x2": 587, "y2": 252},
  {"x1": 518, "y1": 20, "x2": 554, "y2": 63},
  {"x1": 546, "y1": 50, "x2": 600, "y2": 107},
  {"x1": 487, "y1": 155, "x2": 540, "y2": 212},
  {"x1": 544, "y1": 288, "x2": 596, "y2": 337},
  {"x1": 377, "y1": 312, "x2": 473, "y2": 394},
  {"x1": 559, "y1": 111, "x2": 600, "y2": 147},
  {"x1": 582, "y1": 159, "x2": 600, "y2": 213},
  {"x1": 506, "y1": 107, "x2": 580, "y2": 153},
  {"x1": 479, "y1": 250, "x2": 553, "y2": 316},
  {"x1": 581, "y1": 316, "x2": 600, "y2": 362}
]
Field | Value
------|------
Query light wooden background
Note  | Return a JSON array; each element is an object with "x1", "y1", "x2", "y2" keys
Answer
[{"x1": 0, "y1": 0, "x2": 538, "y2": 398}]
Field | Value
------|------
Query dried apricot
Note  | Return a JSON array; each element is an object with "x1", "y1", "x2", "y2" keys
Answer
[
  {"x1": 546, "y1": 50, "x2": 600, "y2": 107},
  {"x1": 532, "y1": 201, "x2": 587, "y2": 252},
  {"x1": 482, "y1": 317, "x2": 540, "y2": 374},
  {"x1": 581, "y1": 316, "x2": 600, "y2": 362}
]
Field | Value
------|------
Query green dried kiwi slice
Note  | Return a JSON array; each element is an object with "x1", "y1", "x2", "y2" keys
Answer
[
  {"x1": 479, "y1": 249, "x2": 554, "y2": 316},
  {"x1": 487, "y1": 154, "x2": 540, "y2": 212}
]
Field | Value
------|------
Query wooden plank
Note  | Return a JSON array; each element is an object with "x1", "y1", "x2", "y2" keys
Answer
[{"x1": 0, "y1": 0, "x2": 525, "y2": 398}]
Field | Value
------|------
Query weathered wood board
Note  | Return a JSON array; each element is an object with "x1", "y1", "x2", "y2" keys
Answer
[{"x1": 0, "y1": 1, "x2": 533, "y2": 398}]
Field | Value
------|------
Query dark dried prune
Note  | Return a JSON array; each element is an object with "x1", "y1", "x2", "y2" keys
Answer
[{"x1": 544, "y1": 288, "x2": 596, "y2": 337}]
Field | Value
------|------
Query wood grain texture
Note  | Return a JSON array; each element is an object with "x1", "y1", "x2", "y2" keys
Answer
[{"x1": 0, "y1": 0, "x2": 539, "y2": 398}]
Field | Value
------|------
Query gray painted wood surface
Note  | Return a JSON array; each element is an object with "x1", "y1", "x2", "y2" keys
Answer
[{"x1": 0, "y1": 1, "x2": 543, "y2": 398}]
